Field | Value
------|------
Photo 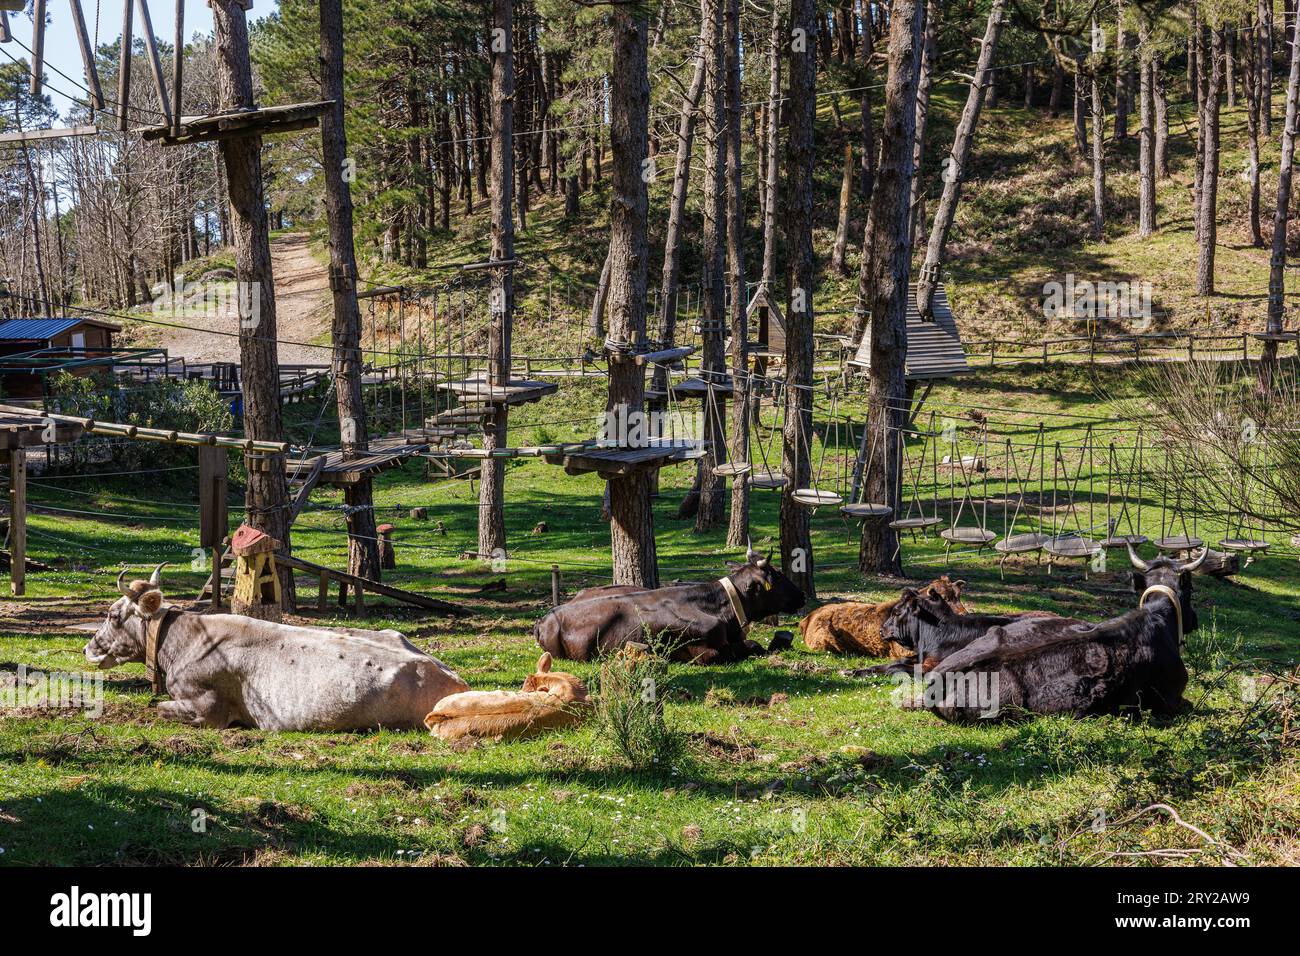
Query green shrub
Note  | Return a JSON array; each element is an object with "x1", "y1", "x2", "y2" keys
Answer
[{"x1": 592, "y1": 644, "x2": 685, "y2": 772}]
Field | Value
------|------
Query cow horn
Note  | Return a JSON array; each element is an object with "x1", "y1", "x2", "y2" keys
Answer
[
  {"x1": 149, "y1": 562, "x2": 166, "y2": 588},
  {"x1": 745, "y1": 536, "x2": 758, "y2": 563},
  {"x1": 1181, "y1": 547, "x2": 1208, "y2": 572},
  {"x1": 1126, "y1": 542, "x2": 1150, "y2": 572},
  {"x1": 116, "y1": 569, "x2": 131, "y2": 596}
]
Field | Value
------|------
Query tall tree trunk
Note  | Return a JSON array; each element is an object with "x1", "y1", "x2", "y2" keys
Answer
[
  {"x1": 1138, "y1": 23, "x2": 1156, "y2": 239},
  {"x1": 1263, "y1": 12, "x2": 1300, "y2": 389},
  {"x1": 860, "y1": 0, "x2": 924, "y2": 575},
  {"x1": 479, "y1": 0, "x2": 516, "y2": 561},
  {"x1": 724, "y1": 0, "x2": 749, "y2": 548},
  {"x1": 1073, "y1": 53, "x2": 1089, "y2": 159},
  {"x1": 909, "y1": 0, "x2": 937, "y2": 249},
  {"x1": 655, "y1": 28, "x2": 707, "y2": 357},
  {"x1": 1261, "y1": 0, "x2": 1273, "y2": 137},
  {"x1": 696, "y1": 0, "x2": 728, "y2": 533},
  {"x1": 1091, "y1": 54, "x2": 1106, "y2": 241},
  {"x1": 780, "y1": 0, "x2": 817, "y2": 599},
  {"x1": 1197, "y1": 28, "x2": 1223, "y2": 296},
  {"x1": 1049, "y1": 52, "x2": 1064, "y2": 117},
  {"x1": 1244, "y1": 16, "x2": 1264, "y2": 248},
  {"x1": 606, "y1": 5, "x2": 658, "y2": 587},
  {"x1": 1115, "y1": 7, "x2": 1129, "y2": 142},
  {"x1": 830, "y1": 140, "x2": 855, "y2": 274},
  {"x1": 320, "y1": 0, "x2": 380, "y2": 581},
  {"x1": 212, "y1": 0, "x2": 293, "y2": 608},
  {"x1": 761, "y1": 0, "x2": 782, "y2": 288},
  {"x1": 1154, "y1": 59, "x2": 1169, "y2": 178},
  {"x1": 915, "y1": 0, "x2": 1004, "y2": 319}
]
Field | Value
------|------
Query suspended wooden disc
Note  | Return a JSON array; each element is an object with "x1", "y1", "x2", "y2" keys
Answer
[
  {"x1": 749, "y1": 469, "x2": 787, "y2": 490},
  {"x1": 792, "y1": 489, "x2": 843, "y2": 509},
  {"x1": 890, "y1": 516, "x2": 945, "y2": 531},
  {"x1": 713, "y1": 462, "x2": 752, "y2": 478},
  {"x1": 1218, "y1": 538, "x2": 1271, "y2": 553},
  {"x1": 1100, "y1": 533, "x2": 1149, "y2": 549},
  {"x1": 840, "y1": 503, "x2": 892, "y2": 519},
  {"x1": 940, "y1": 527, "x2": 997, "y2": 545},
  {"x1": 1043, "y1": 534, "x2": 1101, "y2": 559},
  {"x1": 993, "y1": 532, "x2": 1050, "y2": 554},
  {"x1": 1154, "y1": 535, "x2": 1203, "y2": 553}
]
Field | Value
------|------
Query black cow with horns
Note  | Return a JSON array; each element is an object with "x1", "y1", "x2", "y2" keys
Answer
[
  {"x1": 879, "y1": 545, "x2": 1203, "y2": 721},
  {"x1": 534, "y1": 548, "x2": 806, "y2": 664}
]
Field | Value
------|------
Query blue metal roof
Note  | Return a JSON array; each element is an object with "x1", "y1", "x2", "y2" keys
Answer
[{"x1": 0, "y1": 318, "x2": 85, "y2": 340}]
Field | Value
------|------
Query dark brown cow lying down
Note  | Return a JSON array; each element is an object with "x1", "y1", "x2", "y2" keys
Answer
[
  {"x1": 534, "y1": 552, "x2": 805, "y2": 664},
  {"x1": 884, "y1": 546, "x2": 1201, "y2": 722}
]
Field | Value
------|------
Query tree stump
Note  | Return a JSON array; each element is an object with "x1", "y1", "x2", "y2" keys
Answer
[
  {"x1": 410, "y1": 507, "x2": 428, "y2": 520},
  {"x1": 377, "y1": 523, "x2": 396, "y2": 570}
]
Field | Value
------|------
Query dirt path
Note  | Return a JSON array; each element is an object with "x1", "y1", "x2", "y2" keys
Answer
[{"x1": 146, "y1": 232, "x2": 332, "y2": 366}]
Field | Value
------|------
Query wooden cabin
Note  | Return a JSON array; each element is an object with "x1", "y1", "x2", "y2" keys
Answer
[{"x1": 0, "y1": 317, "x2": 120, "y2": 399}]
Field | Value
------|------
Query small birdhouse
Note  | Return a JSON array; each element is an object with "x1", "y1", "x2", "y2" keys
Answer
[{"x1": 230, "y1": 524, "x2": 282, "y2": 621}]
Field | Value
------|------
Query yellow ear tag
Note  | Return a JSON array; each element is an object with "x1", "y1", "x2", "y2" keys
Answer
[{"x1": 763, "y1": 580, "x2": 772, "y2": 591}]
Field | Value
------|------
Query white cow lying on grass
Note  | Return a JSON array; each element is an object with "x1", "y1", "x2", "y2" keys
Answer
[{"x1": 83, "y1": 565, "x2": 469, "y2": 731}]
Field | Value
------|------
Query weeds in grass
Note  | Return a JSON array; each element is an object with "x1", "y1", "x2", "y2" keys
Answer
[{"x1": 591, "y1": 643, "x2": 685, "y2": 772}]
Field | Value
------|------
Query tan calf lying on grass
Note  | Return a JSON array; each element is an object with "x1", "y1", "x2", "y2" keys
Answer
[
  {"x1": 799, "y1": 577, "x2": 969, "y2": 658},
  {"x1": 424, "y1": 653, "x2": 590, "y2": 742}
]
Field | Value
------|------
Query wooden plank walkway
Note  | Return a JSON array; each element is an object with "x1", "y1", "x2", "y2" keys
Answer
[{"x1": 285, "y1": 434, "x2": 428, "y2": 487}]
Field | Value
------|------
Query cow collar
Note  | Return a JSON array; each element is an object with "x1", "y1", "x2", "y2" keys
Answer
[
  {"x1": 718, "y1": 576, "x2": 750, "y2": 631},
  {"x1": 1139, "y1": 585, "x2": 1182, "y2": 643},
  {"x1": 144, "y1": 605, "x2": 182, "y2": 695}
]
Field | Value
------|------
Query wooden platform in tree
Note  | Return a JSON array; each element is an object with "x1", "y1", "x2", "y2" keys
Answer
[
  {"x1": 441, "y1": 376, "x2": 558, "y2": 405},
  {"x1": 542, "y1": 442, "x2": 705, "y2": 478},
  {"x1": 849, "y1": 282, "x2": 971, "y2": 381},
  {"x1": 0, "y1": 414, "x2": 84, "y2": 451},
  {"x1": 286, "y1": 434, "x2": 428, "y2": 487},
  {"x1": 671, "y1": 376, "x2": 734, "y2": 398},
  {"x1": 139, "y1": 101, "x2": 334, "y2": 146}
]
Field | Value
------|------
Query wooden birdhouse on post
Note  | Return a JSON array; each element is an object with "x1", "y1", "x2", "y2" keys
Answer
[{"x1": 230, "y1": 524, "x2": 282, "y2": 621}]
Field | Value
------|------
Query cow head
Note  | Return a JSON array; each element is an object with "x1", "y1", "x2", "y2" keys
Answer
[
  {"x1": 880, "y1": 587, "x2": 947, "y2": 651},
  {"x1": 1127, "y1": 545, "x2": 1204, "y2": 636},
  {"x1": 84, "y1": 564, "x2": 167, "y2": 669},
  {"x1": 521, "y1": 652, "x2": 589, "y2": 704},
  {"x1": 726, "y1": 550, "x2": 806, "y2": 618},
  {"x1": 924, "y1": 576, "x2": 968, "y2": 614}
]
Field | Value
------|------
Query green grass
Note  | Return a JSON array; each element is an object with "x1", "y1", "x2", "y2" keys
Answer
[
  {"x1": 6, "y1": 74, "x2": 1300, "y2": 867},
  {"x1": 3, "y1": 366, "x2": 1299, "y2": 866}
]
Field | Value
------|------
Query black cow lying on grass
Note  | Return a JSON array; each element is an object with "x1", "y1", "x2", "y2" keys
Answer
[
  {"x1": 533, "y1": 551, "x2": 805, "y2": 664},
  {"x1": 877, "y1": 546, "x2": 1201, "y2": 722}
]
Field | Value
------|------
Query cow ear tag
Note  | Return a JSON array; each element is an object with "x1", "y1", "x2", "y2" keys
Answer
[{"x1": 762, "y1": 580, "x2": 772, "y2": 591}]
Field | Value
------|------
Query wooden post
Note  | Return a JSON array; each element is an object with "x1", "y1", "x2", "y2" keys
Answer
[
  {"x1": 70, "y1": 0, "x2": 106, "y2": 114},
  {"x1": 8, "y1": 448, "x2": 25, "y2": 596},
  {"x1": 213, "y1": 0, "x2": 294, "y2": 607},
  {"x1": 377, "y1": 523, "x2": 396, "y2": 569},
  {"x1": 118, "y1": 0, "x2": 134, "y2": 133},
  {"x1": 171, "y1": 0, "x2": 184, "y2": 137},
  {"x1": 320, "y1": 0, "x2": 381, "y2": 581},
  {"x1": 317, "y1": 571, "x2": 329, "y2": 611},
  {"x1": 136, "y1": 0, "x2": 174, "y2": 127},
  {"x1": 211, "y1": 546, "x2": 222, "y2": 608},
  {"x1": 29, "y1": 0, "x2": 45, "y2": 96}
]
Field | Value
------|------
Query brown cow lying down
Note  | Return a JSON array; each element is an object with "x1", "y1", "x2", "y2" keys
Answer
[
  {"x1": 424, "y1": 653, "x2": 590, "y2": 742},
  {"x1": 799, "y1": 576, "x2": 968, "y2": 657}
]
